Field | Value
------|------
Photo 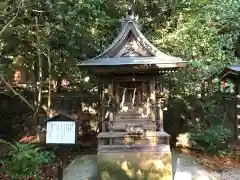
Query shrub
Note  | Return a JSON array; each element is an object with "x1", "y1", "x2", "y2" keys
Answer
[
  {"x1": 0, "y1": 139, "x2": 55, "y2": 179},
  {"x1": 189, "y1": 124, "x2": 232, "y2": 155}
]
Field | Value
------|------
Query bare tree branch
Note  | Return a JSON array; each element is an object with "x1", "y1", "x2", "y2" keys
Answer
[
  {"x1": 0, "y1": 9, "x2": 19, "y2": 37},
  {"x1": 0, "y1": 76, "x2": 35, "y2": 111},
  {"x1": 32, "y1": 9, "x2": 48, "y2": 13},
  {"x1": 0, "y1": 0, "x2": 25, "y2": 37}
]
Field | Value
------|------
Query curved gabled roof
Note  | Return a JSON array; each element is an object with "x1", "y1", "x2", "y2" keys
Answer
[
  {"x1": 214, "y1": 65, "x2": 240, "y2": 81},
  {"x1": 78, "y1": 14, "x2": 186, "y2": 68}
]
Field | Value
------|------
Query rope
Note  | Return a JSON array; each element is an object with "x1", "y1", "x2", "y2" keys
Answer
[
  {"x1": 132, "y1": 88, "x2": 136, "y2": 106},
  {"x1": 118, "y1": 87, "x2": 145, "y2": 107},
  {"x1": 120, "y1": 88, "x2": 126, "y2": 108}
]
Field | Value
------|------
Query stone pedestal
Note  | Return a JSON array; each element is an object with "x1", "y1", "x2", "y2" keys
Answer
[{"x1": 97, "y1": 145, "x2": 172, "y2": 180}]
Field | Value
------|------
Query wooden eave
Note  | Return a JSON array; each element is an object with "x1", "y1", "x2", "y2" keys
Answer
[{"x1": 86, "y1": 65, "x2": 184, "y2": 76}]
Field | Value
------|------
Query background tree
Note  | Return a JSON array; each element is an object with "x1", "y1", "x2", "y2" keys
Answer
[{"x1": 0, "y1": 0, "x2": 239, "y2": 153}]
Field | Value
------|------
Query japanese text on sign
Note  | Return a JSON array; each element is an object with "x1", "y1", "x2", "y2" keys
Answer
[{"x1": 46, "y1": 121, "x2": 76, "y2": 144}]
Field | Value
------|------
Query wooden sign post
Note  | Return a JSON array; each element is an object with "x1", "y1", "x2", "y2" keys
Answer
[{"x1": 45, "y1": 114, "x2": 77, "y2": 180}]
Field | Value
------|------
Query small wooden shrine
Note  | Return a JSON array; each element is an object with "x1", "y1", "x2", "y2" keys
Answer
[
  {"x1": 215, "y1": 66, "x2": 240, "y2": 161},
  {"x1": 78, "y1": 13, "x2": 187, "y2": 180},
  {"x1": 215, "y1": 66, "x2": 240, "y2": 140}
]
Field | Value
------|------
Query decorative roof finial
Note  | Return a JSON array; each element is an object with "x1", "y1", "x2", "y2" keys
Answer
[
  {"x1": 120, "y1": 0, "x2": 140, "y2": 29},
  {"x1": 121, "y1": 1, "x2": 138, "y2": 23}
]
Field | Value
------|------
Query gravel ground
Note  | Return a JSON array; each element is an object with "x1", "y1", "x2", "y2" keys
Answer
[
  {"x1": 173, "y1": 153, "x2": 220, "y2": 180},
  {"x1": 220, "y1": 169, "x2": 240, "y2": 180}
]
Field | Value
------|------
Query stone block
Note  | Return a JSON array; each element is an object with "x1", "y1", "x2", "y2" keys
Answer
[{"x1": 97, "y1": 151, "x2": 172, "y2": 180}]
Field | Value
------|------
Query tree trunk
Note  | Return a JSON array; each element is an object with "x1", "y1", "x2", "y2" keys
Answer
[
  {"x1": 47, "y1": 48, "x2": 52, "y2": 117},
  {"x1": 34, "y1": 16, "x2": 43, "y2": 125}
]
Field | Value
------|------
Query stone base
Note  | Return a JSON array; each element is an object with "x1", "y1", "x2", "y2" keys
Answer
[{"x1": 97, "y1": 151, "x2": 172, "y2": 180}]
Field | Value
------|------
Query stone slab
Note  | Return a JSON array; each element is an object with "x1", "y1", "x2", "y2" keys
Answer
[{"x1": 63, "y1": 155, "x2": 97, "y2": 180}]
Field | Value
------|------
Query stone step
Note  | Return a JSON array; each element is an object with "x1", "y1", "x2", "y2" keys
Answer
[
  {"x1": 98, "y1": 144, "x2": 170, "y2": 152},
  {"x1": 117, "y1": 112, "x2": 142, "y2": 116},
  {"x1": 112, "y1": 123, "x2": 156, "y2": 131},
  {"x1": 115, "y1": 117, "x2": 150, "y2": 122},
  {"x1": 116, "y1": 114, "x2": 143, "y2": 117},
  {"x1": 97, "y1": 131, "x2": 170, "y2": 139},
  {"x1": 97, "y1": 131, "x2": 170, "y2": 138},
  {"x1": 115, "y1": 114, "x2": 150, "y2": 118}
]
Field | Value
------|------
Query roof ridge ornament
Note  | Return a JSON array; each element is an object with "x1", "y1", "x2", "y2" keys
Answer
[
  {"x1": 121, "y1": 10, "x2": 140, "y2": 29},
  {"x1": 125, "y1": 11, "x2": 139, "y2": 22}
]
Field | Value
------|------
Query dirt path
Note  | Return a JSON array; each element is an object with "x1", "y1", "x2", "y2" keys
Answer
[{"x1": 173, "y1": 152, "x2": 220, "y2": 180}]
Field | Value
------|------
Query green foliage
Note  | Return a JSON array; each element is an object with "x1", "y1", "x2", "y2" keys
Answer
[
  {"x1": 0, "y1": 140, "x2": 55, "y2": 179},
  {"x1": 157, "y1": 0, "x2": 240, "y2": 94},
  {"x1": 0, "y1": 0, "x2": 176, "y2": 81},
  {"x1": 189, "y1": 124, "x2": 232, "y2": 155},
  {"x1": 0, "y1": 0, "x2": 239, "y2": 153},
  {"x1": 0, "y1": 139, "x2": 15, "y2": 147},
  {"x1": 154, "y1": 0, "x2": 240, "y2": 148},
  {"x1": 1, "y1": 0, "x2": 239, "y2": 90}
]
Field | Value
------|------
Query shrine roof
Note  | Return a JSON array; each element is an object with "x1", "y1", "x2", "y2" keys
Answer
[
  {"x1": 211, "y1": 65, "x2": 240, "y2": 81},
  {"x1": 77, "y1": 13, "x2": 187, "y2": 69},
  {"x1": 227, "y1": 66, "x2": 240, "y2": 72}
]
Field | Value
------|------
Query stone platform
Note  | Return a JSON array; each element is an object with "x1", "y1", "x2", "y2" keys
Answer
[
  {"x1": 98, "y1": 150, "x2": 172, "y2": 180},
  {"x1": 63, "y1": 152, "x2": 221, "y2": 180}
]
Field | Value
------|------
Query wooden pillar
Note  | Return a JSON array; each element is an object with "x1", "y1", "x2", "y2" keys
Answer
[
  {"x1": 157, "y1": 98, "x2": 164, "y2": 132},
  {"x1": 116, "y1": 84, "x2": 120, "y2": 104},
  {"x1": 108, "y1": 81, "x2": 114, "y2": 133},
  {"x1": 156, "y1": 75, "x2": 164, "y2": 132},
  {"x1": 101, "y1": 79, "x2": 109, "y2": 132},
  {"x1": 141, "y1": 81, "x2": 144, "y2": 102},
  {"x1": 98, "y1": 76, "x2": 103, "y2": 131},
  {"x1": 108, "y1": 83, "x2": 113, "y2": 96},
  {"x1": 149, "y1": 76, "x2": 156, "y2": 122},
  {"x1": 142, "y1": 81, "x2": 147, "y2": 115}
]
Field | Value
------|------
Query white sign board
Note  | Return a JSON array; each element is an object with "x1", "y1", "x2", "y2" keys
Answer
[{"x1": 46, "y1": 121, "x2": 76, "y2": 144}]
